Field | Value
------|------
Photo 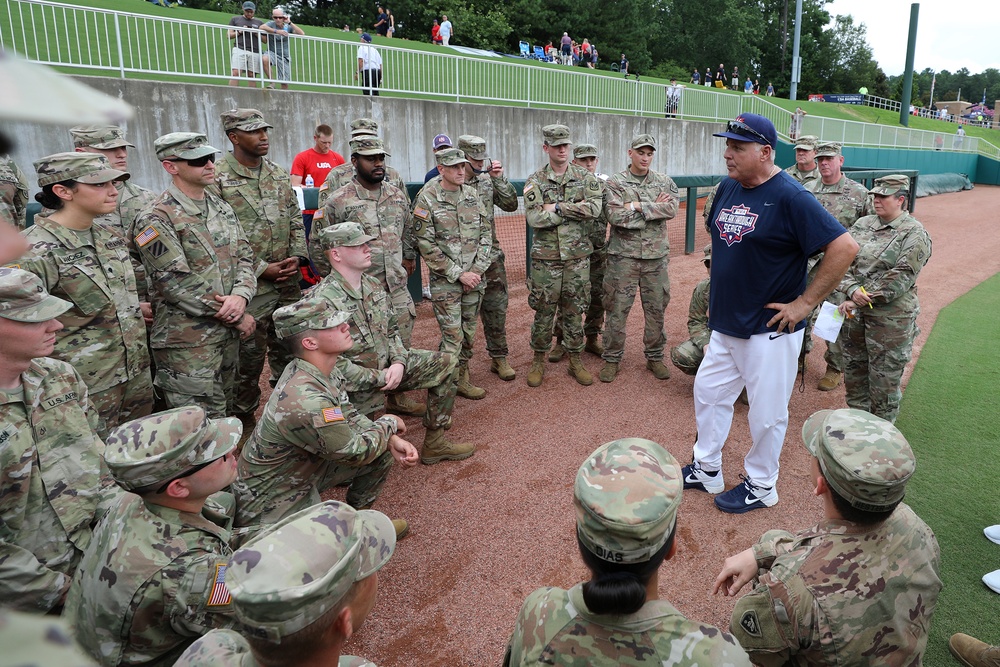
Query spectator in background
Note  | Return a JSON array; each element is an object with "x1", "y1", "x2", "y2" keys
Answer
[
  {"x1": 431, "y1": 19, "x2": 442, "y2": 44},
  {"x1": 355, "y1": 33, "x2": 382, "y2": 96},
  {"x1": 731, "y1": 65, "x2": 739, "y2": 90},
  {"x1": 619, "y1": 53, "x2": 629, "y2": 78},
  {"x1": 705, "y1": 67, "x2": 712, "y2": 86},
  {"x1": 590, "y1": 43, "x2": 598, "y2": 68},
  {"x1": 291, "y1": 124, "x2": 345, "y2": 239},
  {"x1": 580, "y1": 39, "x2": 591, "y2": 67},
  {"x1": 386, "y1": 9, "x2": 395, "y2": 38},
  {"x1": 560, "y1": 32, "x2": 572, "y2": 66},
  {"x1": 424, "y1": 133, "x2": 453, "y2": 183},
  {"x1": 766, "y1": 81, "x2": 775, "y2": 96},
  {"x1": 439, "y1": 14, "x2": 453, "y2": 45},
  {"x1": 743, "y1": 77, "x2": 753, "y2": 94},
  {"x1": 691, "y1": 68, "x2": 700, "y2": 85},
  {"x1": 954, "y1": 124, "x2": 966, "y2": 149},
  {"x1": 373, "y1": 6, "x2": 389, "y2": 37},
  {"x1": 261, "y1": 7, "x2": 304, "y2": 90},
  {"x1": 753, "y1": 79, "x2": 760, "y2": 94},
  {"x1": 789, "y1": 106, "x2": 807, "y2": 140},
  {"x1": 715, "y1": 63, "x2": 726, "y2": 88},
  {"x1": 228, "y1": 1, "x2": 271, "y2": 87}
]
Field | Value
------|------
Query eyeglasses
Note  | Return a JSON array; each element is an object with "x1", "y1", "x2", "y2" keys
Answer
[
  {"x1": 272, "y1": 15, "x2": 285, "y2": 19},
  {"x1": 170, "y1": 155, "x2": 215, "y2": 168},
  {"x1": 725, "y1": 120, "x2": 770, "y2": 145}
]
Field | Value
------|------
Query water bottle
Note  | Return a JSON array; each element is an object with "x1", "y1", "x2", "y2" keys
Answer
[{"x1": 304, "y1": 174, "x2": 314, "y2": 187}]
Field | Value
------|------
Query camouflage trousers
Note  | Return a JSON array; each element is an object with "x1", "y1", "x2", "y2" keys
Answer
[
  {"x1": 479, "y1": 252, "x2": 510, "y2": 358},
  {"x1": 529, "y1": 256, "x2": 590, "y2": 354},
  {"x1": 429, "y1": 282, "x2": 483, "y2": 363},
  {"x1": 89, "y1": 371, "x2": 155, "y2": 439},
  {"x1": 390, "y1": 281, "x2": 416, "y2": 349},
  {"x1": 152, "y1": 337, "x2": 239, "y2": 418},
  {"x1": 552, "y1": 245, "x2": 606, "y2": 344},
  {"x1": 841, "y1": 311, "x2": 917, "y2": 423},
  {"x1": 670, "y1": 339, "x2": 705, "y2": 376},
  {"x1": 352, "y1": 349, "x2": 459, "y2": 430},
  {"x1": 320, "y1": 448, "x2": 395, "y2": 510},
  {"x1": 235, "y1": 285, "x2": 300, "y2": 416},
  {"x1": 602, "y1": 255, "x2": 671, "y2": 363}
]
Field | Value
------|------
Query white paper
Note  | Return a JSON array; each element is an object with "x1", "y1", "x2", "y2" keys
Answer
[{"x1": 814, "y1": 301, "x2": 845, "y2": 343}]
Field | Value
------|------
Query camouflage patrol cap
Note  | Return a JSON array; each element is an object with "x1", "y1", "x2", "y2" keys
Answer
[
  {"x1": 349, "y1": 137, "x2": 390, "y2": 157},
  {"x1": 0, "y1": 268, "x2": 71, "y2": 323},
  {"x1": 573, "y1": 144, "x2": 598, "y2": 159},
  {"x1": 794, "y1": 135, "x2": 819, "y2": 151},
  {"x1": 321, "y1": 221, "x2": 377, "y2": 249},
  {"x1": 0, "y1": 608, "x2": 99, "y2": 667},
  {"x1": 869, "y1": 174, "x2": 910, "y2": 196},
  {"x1": 815, "y1": 141, "x2": 843, "y2": 157},
  {"x1": 225, "y1": 501, "x2": 396, "y2": 642},
  {"x1": 435, "y1": 147, "x2": 469, "y2": 167},
  {"x1": 574, "y1": 438, "x2": 682, "y2": 564},
  {"x1": 701, "y1": 242, "x2": 712, "y2": 265},
  {"x1": 221, "y1": 108, "x2": 273, "y2": 133},
  {"x1": 542, "y1": 124, "x2": 572, "y2": 146},
  {"x1": 457, "y1": 135, "x2": 487, "y2": 160},
  {"x1": 34, "y1": 152, "x2": 129, "y2": 187},
  {"x1": 273, "y1": 297, "x2": 351, "y2": 340},
  {"x1": 350, "y1": 117, "x2": 380, "y2": 138},
  {"x1": 802, "y1": 408, "x2": 915, "y2": 511},
  {"x1": 631, "y1": 134, "x2": 656, "y2": 150},
  {"x1": 104, "y1": 406, "x2": 242, "y2": 492},
  {"x1": 154, "y1": 132, "x2": 219, "y2": 161},
  {"x1": 69, "y1": 125, "x2": 135, "y2": 150}
]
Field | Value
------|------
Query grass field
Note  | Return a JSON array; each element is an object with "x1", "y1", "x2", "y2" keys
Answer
[{"x1": 896, "y1": 272, "x2": 1000, "y2": 664}]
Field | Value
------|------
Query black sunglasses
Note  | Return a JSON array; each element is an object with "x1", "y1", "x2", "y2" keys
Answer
[
  {"x1": 154, "y1": 456, "x2": 224, "y2": 494},
  {"x1": 272, "y1": 15, "x2": 285, "y2": 19},
  {"x1": 170, "y1": 155, "x2": 215, "y2": 168},
  {"x1": 726, "y1": 120, "x2": 770, "y2": 145}
]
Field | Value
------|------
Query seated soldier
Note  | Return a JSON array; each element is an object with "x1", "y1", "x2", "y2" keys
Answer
[
  {"x1": 669, "y1": 243, "x2": 711, "y2": 376},
  {"x1": 232, "y1": 297, "x2": 417, "y2": 541},
  {"x1": 65, "y1": 407, "x2": 243, "y2": 666}
]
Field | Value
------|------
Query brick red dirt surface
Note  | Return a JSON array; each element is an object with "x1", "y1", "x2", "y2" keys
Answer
[{"x1": 268, "y1": 186, "x2": 999, "y2": 666}]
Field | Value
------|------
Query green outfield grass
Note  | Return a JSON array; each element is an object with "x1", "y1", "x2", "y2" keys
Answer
[{"x1": 895, "y1": 272, "x2": 1000, "y2": 664}]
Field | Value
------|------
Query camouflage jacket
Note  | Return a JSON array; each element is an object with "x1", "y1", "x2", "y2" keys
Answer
[
  {"x1": 783, "y1": 164, "x2": 819, "y2": 186},
  {"x1": 65, "y1": 493, "x2": 237, "y2": 667},
  {"x1": 504, "y1": 584, "x2": 752, "y2": 666},
  {"x1": 0, "y1": 358, "x2": 118, "y2": 613},
  {"x1": 110, "y1": 180, "x2": 158, "y2": 300},
  {"x1": 839, "y1": 211, "x2": 932, "y2": 317},
  {"x1": 210, "y1": 153, "x2": 306, "y2": 300},
  {"x1": 524, "y1": 163, "x2": 601, "y2": 261},
  {"x1": 308, "y1": 271, "x2": 406, "y2": 393},
  {"x1": 232, "y1": 359, "x2": 396, "y2": 530},
  {"x1": 17, "y1": 217, "x2": 150, "y2": 392},
  {"x1": 176, "y1": 630, "x2": 376, "y2": 666},
  {"x1": 0, "y1": 156, "x2": 29, "y2": 230},
  {"x1": 687, "y1": 277, "x2": 711, "y2": 348},
  {"x1": 134, "y1": 184, "x2": 260, "y2": 349},
  {"x1": 311, "y1": 178, "x2": 414, "y2": 285},
  {"x1": 732, "y1": 504, "x2": 941, "y2": 667},
  {"x1": 604, "y1": 168, "x2": 679, "y2": 259},
  {"x1": 805, "y1": 175, "x2": 873, "y2": 229},
  {"x1": 412, "y1": 179, "x2": 492, "y2": 293},
  {"x1": 468, "y1": 169, "x2": 518, "y2": 263},
  {"x1": 317, "y1": 161, "x2": 407, "y2": 210}
]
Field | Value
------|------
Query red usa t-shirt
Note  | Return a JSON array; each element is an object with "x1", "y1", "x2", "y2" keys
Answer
[{"x1": 291, "y1": 148, "x2": 345, "y2": 212}]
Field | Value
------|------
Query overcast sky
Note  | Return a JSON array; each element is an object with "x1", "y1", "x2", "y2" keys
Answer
[{"x1": 824, "y1": 0, "x2": 999, "y2": 76}]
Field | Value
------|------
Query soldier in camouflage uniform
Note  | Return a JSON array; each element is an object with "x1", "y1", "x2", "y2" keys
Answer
[
  {"x1": 524, "y1": 125, "x2": 602, "y2": 388},
  {"x1": 313, "y1": 136, "x2": 421, "y2": 416},
  {"x1": 134, "y1": 133, "x2": 258, "y2": 418},
  {"x1": 233, "y1": 296, "x2": 418, "y2": 542},
  {"x1": 458, "y1": 134, "x2": 519, "y2": 380},
  {"x1": 65, "y1": 406, "x2": 243, "y2": 666},
  {"x1": 413, "y1": 148, "x2": 493, "y2": 399},
  {"x1": 504, "y1": 438, "x2": 752, "y2": 666},
  {"x1": 310, "y1": 223, "x2": 474, "y2": 465},
  {"x1": 783, "y1": 135, "x2": 819, "y2": 185},
  {"x1": 716, "y1": 408, "x2": 941, "y2": 666},
  {"x1": 836, "y1": 175, "x2": 931, "y2": 423},
  {"x1": 670, "y1": 243, "x2": 711, "y2": 375},
  {"x1": 176, "y1": 501, "x2": 393, "y2": 667},
  {"x1": 211, "y1": 109, "x2": 307, "y2": 427},
  {"x1": 16, "y1": 152, "x2": 153, "y2": 437},
  {"x1": 0, "y1": 155, "x2": 29, "y2": 229},
  {"x1": 0, "y1": 269, "x2": 119, "y2": 613},
  {"x1": 0, "y1": 608, "x2": 99, "y2": 666},
  {"x1": 803, "y1": 142, "x2": 874, "y2": 390},
  {"x1": 315, "y1": 117, "x2": 408, "y2": 215},
  {"x1": 600, "y1": 134, "x2": 679, "y2": 383}
]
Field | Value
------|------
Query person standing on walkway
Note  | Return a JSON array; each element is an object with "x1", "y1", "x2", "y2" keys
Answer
[
  {"x1": 355, "y1": 33, "x2": 382, "y2": 96},
  {"x1": 439, "y1": 15, "x2": 453, "y2": 45}
]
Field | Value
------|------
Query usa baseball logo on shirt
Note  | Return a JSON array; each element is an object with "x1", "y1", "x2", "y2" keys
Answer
[{"x1": 715, "y1": 203, "x2": 759, "y2": 246}]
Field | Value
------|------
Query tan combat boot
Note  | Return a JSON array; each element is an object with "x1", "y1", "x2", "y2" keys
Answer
[
  {"x1": 646, "y1": 359, "x2": 671, "y2": 380},
  {"x1": 567, "y1": 354, "x2": 593, "y2": 386},
  {"x1": 527, "y1": 352, "x2": 545, "y2": 387},
  {"x1": 547, "y1": 344, "x2": 566, "y2": 362},
  {"x1": 817, "y1": 367, "x2": 842, "y2": 391},
  {"x1": 599, "y1": 361, "x2": 619, "y2": 383},
  {"x1": 385, "y1": 392, "x2": 426, "y2": 416},
  {"x1": 456, "y1": 364, "x2": 486, "y2": 400},
  {"x1": 949, "y1": 633, "x2": 1000, "y2": 667},
  {"x1": 489, "y1": 356, "x2": 516, "y2": 381},
  {"x1": 420, "y1": 428, "x2": 475, "y2": 464},
  {"x1": 584, "y1": 335, "x2": 604, "y2": 356},
  {"x1": 356, "y1": 504, "x2": 410, "y2": 539}
]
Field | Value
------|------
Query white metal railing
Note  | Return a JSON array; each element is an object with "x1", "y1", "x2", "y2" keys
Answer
[{"x1": 3, "y1": 0, "x2": 998, "y2": 161}]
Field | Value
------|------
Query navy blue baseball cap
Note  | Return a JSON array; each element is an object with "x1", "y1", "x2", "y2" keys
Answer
[{"x1": 713, "y1": 113, "x2": 777, "y2": 148}]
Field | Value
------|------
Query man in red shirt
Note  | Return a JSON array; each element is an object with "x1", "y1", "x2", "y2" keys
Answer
[{"x1": 292, "y1": 124, "x2": 345, "y2": 284}]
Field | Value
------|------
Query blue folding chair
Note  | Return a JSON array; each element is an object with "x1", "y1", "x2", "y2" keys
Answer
[
  {"x1": 533, "y1": 46, "x2": 546, "y2": 61},
  {"x1": 519, "y1": 41, "x2": 530, "y2": 58}
]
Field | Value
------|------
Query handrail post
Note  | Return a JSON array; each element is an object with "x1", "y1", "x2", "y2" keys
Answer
[
  {"x1": 685, "y1": 186, "x2": 698, "y2": 254},
  {"x1": 113, "y1": 12, "x2": 125, "y2": 78}
]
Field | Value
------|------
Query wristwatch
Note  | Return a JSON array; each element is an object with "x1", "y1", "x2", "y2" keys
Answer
[{"x1": 554, "y1": 203, "x2": 562, "y2": 216}]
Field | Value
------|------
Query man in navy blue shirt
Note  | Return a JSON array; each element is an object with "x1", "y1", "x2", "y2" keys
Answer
[{"x1": 683, "y1": 113, "x2": 858, "y2": 514}]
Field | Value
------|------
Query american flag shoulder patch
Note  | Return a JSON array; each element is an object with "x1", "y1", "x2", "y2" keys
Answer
[
  {"x1": 322, "y1": 406, "x2": 345, "y2": 423},
  {"x1": 206, "y1": 563, "x2": 231, "y2": 606},
  {"x1": 413, "y1": 207, "x2": 430, "y2": 220},
  {"x1": 135, "y1": 226, "x2": 159, "y2": 247}
]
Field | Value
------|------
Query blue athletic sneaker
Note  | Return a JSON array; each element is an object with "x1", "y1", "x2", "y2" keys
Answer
[
  {"x1": 682, "y1": 462, "x2": 724, "y2": 494},
  {"x1": 714, "y1": 475, "x2": 778, "y2": 514}
]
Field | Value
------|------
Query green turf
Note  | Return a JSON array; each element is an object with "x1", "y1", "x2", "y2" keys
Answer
[{"x1": 895, "y1": 272, "x2": 1000, "y2": 663}]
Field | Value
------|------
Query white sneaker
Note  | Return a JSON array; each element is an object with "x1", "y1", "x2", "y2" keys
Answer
[
  {"x1": 681, "y1": 462, "x2": 724, "y2": 494},
  {"x1": 984, "y1": 525, "x2": 1000, "y2": 545},
  {"x1": 983, "y1": 569, "x2": 1000, "y2": 594}
]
